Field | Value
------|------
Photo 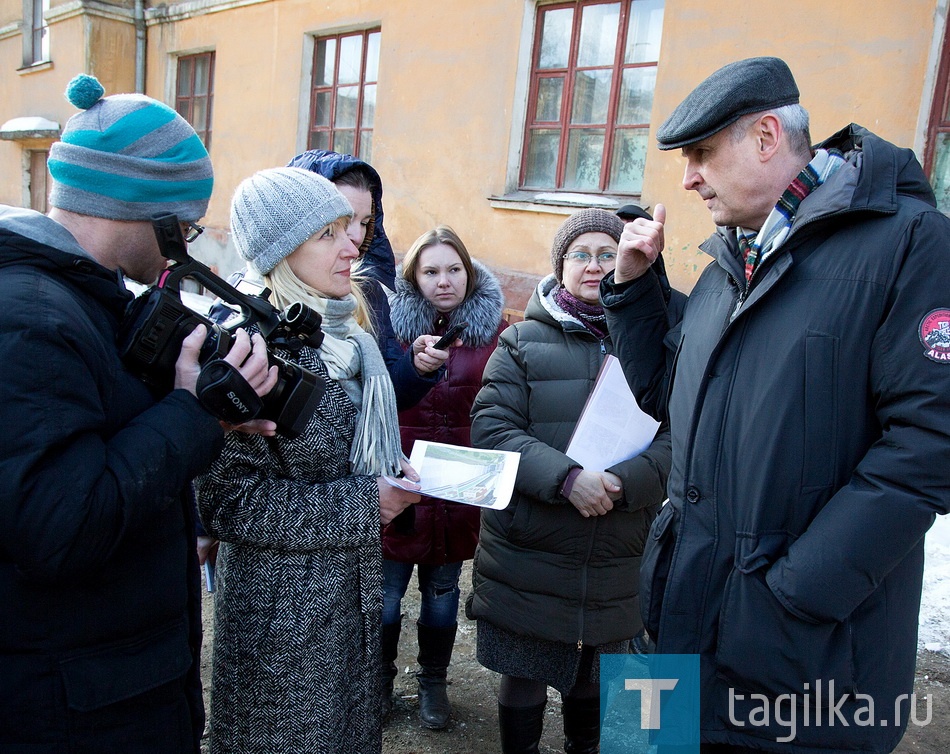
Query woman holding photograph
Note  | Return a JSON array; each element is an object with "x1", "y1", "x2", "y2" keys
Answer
[
  {"x1": 468, "y1": 209, "x2": 672, "y2": 754},
  {"x1": 195, "y1": 167, "x2": 420, "y2": 754},
  {"x1": 382, "y1": 226, "x2": 506, "y2": 728}
]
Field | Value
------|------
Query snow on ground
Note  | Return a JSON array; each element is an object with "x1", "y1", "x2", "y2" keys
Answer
[{"x1": 919, "y1": 513, "x2": 950, "y2": 652}]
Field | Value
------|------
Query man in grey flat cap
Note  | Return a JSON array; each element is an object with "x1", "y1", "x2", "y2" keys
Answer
[{"x1": 602, "y1": 56, "x2": 950, "y2": 752}]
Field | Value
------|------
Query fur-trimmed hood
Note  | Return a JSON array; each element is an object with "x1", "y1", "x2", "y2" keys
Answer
[{"x1": 389, "y1": 259, "x2": 505, "y2": 349}]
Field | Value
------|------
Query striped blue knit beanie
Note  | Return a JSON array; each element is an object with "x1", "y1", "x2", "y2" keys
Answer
[{"x1": 48, "y1": 74, "x2": 213, "y2": 222}]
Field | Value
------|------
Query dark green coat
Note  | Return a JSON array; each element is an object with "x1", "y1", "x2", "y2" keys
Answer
[{"x1": 469, "y1": 276, "x2": 671, "y2": 647}]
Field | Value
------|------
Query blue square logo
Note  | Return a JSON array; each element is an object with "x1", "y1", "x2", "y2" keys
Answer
[{"x1": 600, "y1": 653, "x2": 700, "y2": 753}]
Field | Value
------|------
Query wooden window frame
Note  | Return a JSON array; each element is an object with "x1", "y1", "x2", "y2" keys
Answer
[
  {"x1": 175, "y1": 52, "x2": 215, "y2": 150},
  {"x1": 520, "y1": 0, "x2": 661, "y2": 195},
  {"x1": 307, "y1": 28, "x2": 380, "y2": 160}
]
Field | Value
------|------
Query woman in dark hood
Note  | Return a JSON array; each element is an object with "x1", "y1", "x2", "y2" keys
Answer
[{"x1": 287, "y1": 149, "x2": 448, "y2": 409}]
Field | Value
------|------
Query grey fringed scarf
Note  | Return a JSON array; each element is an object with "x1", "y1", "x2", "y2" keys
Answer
[{"x1": 314, "y1": 295, "x2": 402, "y2": 477}]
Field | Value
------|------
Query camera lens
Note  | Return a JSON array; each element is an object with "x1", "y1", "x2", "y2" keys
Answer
[{"x1": 283, "y1": 302, "x2": 322, "y2": 337}]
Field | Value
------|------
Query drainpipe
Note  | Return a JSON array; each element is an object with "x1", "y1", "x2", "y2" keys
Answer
[{"x1": 134, "y1": 0, "x2": 146, "y2": 93}]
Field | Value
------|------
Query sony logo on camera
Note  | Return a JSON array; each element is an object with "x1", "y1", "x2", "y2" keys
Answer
[{"x1": 227, "y1": 391, "x2": 251, "y2": 415}]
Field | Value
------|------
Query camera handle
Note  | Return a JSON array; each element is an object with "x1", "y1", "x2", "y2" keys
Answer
[{"x1": 151, "y1": 213, "x2": 283, "y2": 338}]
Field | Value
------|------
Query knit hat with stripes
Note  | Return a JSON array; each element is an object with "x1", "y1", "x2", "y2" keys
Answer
[{"x1": 48, "y1": 74, "x2": 213, "y2": 222}]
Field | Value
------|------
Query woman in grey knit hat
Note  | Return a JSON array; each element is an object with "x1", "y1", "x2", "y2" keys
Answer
[
  {"x1": 468, "y1": 208, "x2": 673, "y2": 754},
  {"x1": 195, "y1": 167, "x2": 421, "y2": 754}
]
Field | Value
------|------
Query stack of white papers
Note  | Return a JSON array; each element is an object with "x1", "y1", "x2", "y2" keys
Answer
[{"x1": 565, "y1": 355, "x2": 660, "y2": 472}]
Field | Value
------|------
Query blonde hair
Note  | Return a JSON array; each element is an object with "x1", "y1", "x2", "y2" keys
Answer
[{"x1": 264, "y1": 221, "x2": 376, "y2": 337}]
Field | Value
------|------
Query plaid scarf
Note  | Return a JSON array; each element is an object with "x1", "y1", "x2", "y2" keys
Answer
[{"x1": 738, "y1": 149, "x2": 845, "y2": 283}]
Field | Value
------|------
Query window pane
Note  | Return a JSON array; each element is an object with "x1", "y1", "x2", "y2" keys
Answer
[
  {"x1": 365, "y1": 32, "x2": 381, "y2": 82},
  {"x1": 359, "y1": 129, "x2": 374, "y2": 162},
  {"x1": 192, "y1": 98, "x2": 207, "y2": 132},
  {"x1": 335, "y1": 86, "x2": 359, "y2": 128},
  {"x1": 571, "y1": 69, "x2": 613, "y2": 124},
  {"x1": 577, "y1": 2, "x2": 620, "y2": 67},
  {"x1": 334, "y1": 130, "x2": 355, "y2": 157},
  {"x1": 932, "y1": 132, "x2": 950, "y2": 213},
  {"x1": 624, "y1": 0, "x2": 665, "y2": 63},
  {"x1": 315, "y1": 39, "x2": 336, "y2": 86},
  {"x1": 608, "y1": 127, "x2": 649, "y2": 193},
  {"x1": 193, "y1": 56, "x2": 209, "y2": 96},
  {"x1": 539, "y1": 7, "x2": 573, "y2": 69},
  {"x1": 616, "y1": 66, "x2": 656, "y2": 125},
  {"x1": 177, "y1": 58, "x2": 193, "y2": 97},
  {"x1": 564, "y1": 128, "x2": 605, "y2": 190},
  {"x1": 361, "y1": 84, "x2": 376, "y2": 128},
  {"x1": 338, "y1": 35, "x2": 363, "y2": 85},
  {"x1": 535, "y1": 77, "x2": 564, "y2": 122},
  {"x1": 309, "y1": 130, "x2": 331, "y2": 151},
  {"x1": 524, "y1": 129, "x2": 561, "y2": 186},
  {"x1": 314, "y1": 91, "x2": 332, "y2": 127}
]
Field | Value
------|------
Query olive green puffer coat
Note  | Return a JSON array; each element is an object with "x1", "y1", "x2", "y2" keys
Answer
[{"x1": 469, "y1": 275, "x2": 671, "y2": 647}]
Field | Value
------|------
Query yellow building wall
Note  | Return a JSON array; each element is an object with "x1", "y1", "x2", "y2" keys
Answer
[
  {"x1": 2, "y1": 0, "x2": 944, "y2": 301},
  {"x1": 148, "y1": 0, "x2": 944, "y2": 297}
]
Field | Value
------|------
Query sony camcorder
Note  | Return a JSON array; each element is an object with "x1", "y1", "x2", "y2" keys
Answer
[{"x1": 118, "y1": 213, "x2": 326, "y2": 438}]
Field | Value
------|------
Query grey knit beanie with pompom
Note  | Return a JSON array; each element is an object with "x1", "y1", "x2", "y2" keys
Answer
[
  {"x1": 230, "y1": 167, "x2": 354, "y2": 275},
  {"x1": 550, "y1": 208, "x2": 625, "y2": 282}
]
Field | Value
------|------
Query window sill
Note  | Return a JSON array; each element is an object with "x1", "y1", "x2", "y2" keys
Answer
[
  {"x1": 17, "y1": 61, "x2": 53, "y2": 75},
  {"x1": 489, "y1": 190, "x2": 641, "y2": 216}
]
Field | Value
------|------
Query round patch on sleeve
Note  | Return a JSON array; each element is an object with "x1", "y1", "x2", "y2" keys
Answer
[{"x1": 920, "y1": 309, "x2": 950, "y2": 362}]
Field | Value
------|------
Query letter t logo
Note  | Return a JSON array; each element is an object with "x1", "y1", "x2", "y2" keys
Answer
[{"x1": 625, "y1": 678, "x2": 679, "y2": 729}]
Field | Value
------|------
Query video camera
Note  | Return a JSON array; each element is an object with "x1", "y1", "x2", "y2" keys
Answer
[{"x1": 118, "y1": 212, "x2": 326, "y2": 438}]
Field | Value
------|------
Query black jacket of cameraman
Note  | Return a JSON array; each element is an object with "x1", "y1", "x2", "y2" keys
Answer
[{"x1": 0, "y1": 206, "x2": 224, "y2": 753}]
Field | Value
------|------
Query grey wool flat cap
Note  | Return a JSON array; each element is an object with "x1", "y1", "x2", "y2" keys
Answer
[{"x1": 656, "y1": 57, "x2": 800, "y2": 150}]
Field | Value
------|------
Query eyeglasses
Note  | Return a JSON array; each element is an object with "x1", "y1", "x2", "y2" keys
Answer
[
  {"x1": 562, "y1": 251, "x2": 617, "y2": 266},
  {"x1": 182, "y1": 222, "x2": 205, "y2": 243}
]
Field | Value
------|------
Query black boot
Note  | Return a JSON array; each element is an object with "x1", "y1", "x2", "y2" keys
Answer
[
  {"x1": 498, "y1": 700, "x2": 546, "y2": 754},
  {"x1": 562, "y1": 695, "x2": 600, "y2": 754},
  {"x1": 381, "y1": 618, "x2": 401, "y2": 722},
  {"x1": 415, "y1": 621, "x2": 457, "y2": 729}
]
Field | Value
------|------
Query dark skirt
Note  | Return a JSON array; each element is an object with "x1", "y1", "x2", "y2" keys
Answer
[{"x1": 475, "y1": 619, "x2": 631, "y2": 694}]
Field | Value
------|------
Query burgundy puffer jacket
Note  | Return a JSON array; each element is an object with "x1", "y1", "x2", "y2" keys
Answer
[{"x1": 384, "y1": 259, "x2": 506, "y2": 564}]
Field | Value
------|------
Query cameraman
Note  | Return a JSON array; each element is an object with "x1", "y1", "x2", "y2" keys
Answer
[{"x1": 0, "y1": 75, "x2": 276, "y2": 753}]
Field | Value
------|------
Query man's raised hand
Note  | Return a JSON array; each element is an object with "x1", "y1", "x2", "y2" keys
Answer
[{"x1": 615, "y1": 203, "x2": 666, "y2": 284}]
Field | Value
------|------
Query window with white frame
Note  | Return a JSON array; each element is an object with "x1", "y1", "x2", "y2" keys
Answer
[
  {"x1": 520, "y1": 0, "x2": 664, "y2": 196},
  {"x1": 22, "y1": 0, "x2": 49, "y2": 66}
]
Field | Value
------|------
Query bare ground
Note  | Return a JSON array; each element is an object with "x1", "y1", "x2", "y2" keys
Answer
[{"x1": 200, "y1": 561, "x2": 950, "y2": 753}]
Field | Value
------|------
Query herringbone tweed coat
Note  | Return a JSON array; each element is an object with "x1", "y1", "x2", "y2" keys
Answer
[{"x1": 196, "y1": 350, "x2": 383, "y2": 754}]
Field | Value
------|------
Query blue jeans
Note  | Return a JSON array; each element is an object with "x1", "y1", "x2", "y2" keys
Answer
[{"x1": 382, "y1": 559, "x2": 463, "y2": 628}]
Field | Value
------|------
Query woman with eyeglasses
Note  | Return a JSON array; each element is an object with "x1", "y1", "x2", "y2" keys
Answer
[{"x1": 468, "y1": 208, "x2": 672, "y2": 754}]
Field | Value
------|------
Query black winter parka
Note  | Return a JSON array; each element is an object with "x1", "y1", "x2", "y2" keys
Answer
[
  {"x1": 603, "y1": 126, "x2": 950, "y2": 753},
  {"x1": 0, "y1": 208, "x2": 224, "y2": 752}
]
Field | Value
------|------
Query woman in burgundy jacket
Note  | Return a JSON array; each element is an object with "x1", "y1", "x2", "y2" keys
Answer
[{"x1": 383, "y1": 226, "x2": 506, "y2": 729}]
